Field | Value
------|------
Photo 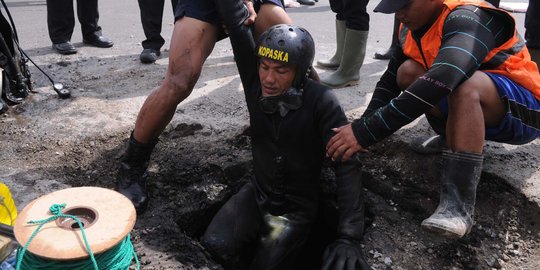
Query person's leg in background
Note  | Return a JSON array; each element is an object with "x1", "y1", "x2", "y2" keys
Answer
[
  {"x1": 525, "y1": 0, "x2": 540, "y2": 68},
  {"x1": 316, "y1": 0, "x2": 345, "y2": 69},
  {"x1": 46, "y1": 0, "x2": 77, "y2": 54},
  {"x1": 485, "y1": 0, "x2": 500, "y2": 7},
  {"x1": 320, "y1": 0, "x2": 370, "y2": 88},
  {"x1": 373, "y1": 15, "x2": 398, "y2": 60},
  {"x1": 77, "y1": 0, "x2": 113, "y2": 48},
  {"x1": 137, "y1": 0, "x2": 179, "y2": 63}
]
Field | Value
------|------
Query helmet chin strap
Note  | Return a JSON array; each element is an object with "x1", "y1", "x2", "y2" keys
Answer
[
  {"x1": 292, "y1": 64, "x2": 312, "y2": 90},
  {"x1": 259, "y1": 87, "x2": 303, "y2": 117}
]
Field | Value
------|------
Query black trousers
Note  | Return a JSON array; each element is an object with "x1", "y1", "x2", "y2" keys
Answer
[
  {"x1": 329, "y1": 0, "x2": 370, "y2": 31},
  {"x1": 46, "y1": 0, "x2": 101, "y2": 44},
  {"x1": 138, "y1": 0, "x2": 178, "y2": 50},
  {"x1": 525, "y1": 0, "x2": 540, "y2": 49},
  {"x1": 201, "y1": 183, "x2": 311, "y2": 270}
]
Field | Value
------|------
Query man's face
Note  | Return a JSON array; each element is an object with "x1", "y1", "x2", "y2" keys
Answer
[
  {"x1": 396, "y1": 0, "x2": 443, "y2": 31},
  {"x1": 258, "y1": 58, "x2": 296, "y2": 97}
]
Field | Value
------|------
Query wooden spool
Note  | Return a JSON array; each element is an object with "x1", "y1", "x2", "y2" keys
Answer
[{"x1": 14, "y1": 186, "x2": 136, "y2": 260}]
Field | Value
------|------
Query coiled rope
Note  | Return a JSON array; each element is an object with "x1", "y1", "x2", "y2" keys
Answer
[{"x1": 15, "y1": 203, "x2": 140, "y2": 270}]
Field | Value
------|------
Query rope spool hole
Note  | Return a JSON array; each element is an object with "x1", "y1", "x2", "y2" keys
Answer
[{"x1": 55, "y1": 206, "x2": 98, "y2": 230}]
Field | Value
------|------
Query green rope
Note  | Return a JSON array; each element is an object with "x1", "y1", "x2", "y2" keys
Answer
[{"x1": 15, "y1": 203, "x2": 140, "y2": 270}]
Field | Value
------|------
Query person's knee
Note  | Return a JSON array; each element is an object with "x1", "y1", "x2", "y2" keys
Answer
[
  {"x1": 396, "y1": 59, "x2": 425, "y2": 90},
  {"x1": 200, "y1": 232, "x2": 238, "y2": 266},
  {"x1": 449, "y1": 75, "x2": 483, "y2": 106},
  {"x1": 254, "y1": 4, "x2": 292, "y2": 36},
  {"x1": 164, "y1": 65, "x2": 201, "y2": 102}
]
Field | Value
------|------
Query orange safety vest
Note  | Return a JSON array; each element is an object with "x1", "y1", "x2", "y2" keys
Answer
[{"x1": 400, "y1": 0, "x2": 540, "y2": 100}]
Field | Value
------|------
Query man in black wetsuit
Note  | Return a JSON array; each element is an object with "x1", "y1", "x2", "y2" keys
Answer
[
  {"x1": 326, "y1": 0, "x2": 540, "y2": 239},
  {"x1": 200, "y1": 2, "x2": 371, "y2": 269}
]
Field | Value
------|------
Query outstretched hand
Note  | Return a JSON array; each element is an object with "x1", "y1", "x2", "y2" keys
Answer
[
  {"x1": 326, "y1": 124, "x2": 367, "y2": 161},
  {"x1": 321, "y1": 239, "x2": 371, "y2": 270},
  {"x1": 243, "y1": 0, "x2": 257, "y2": 25}
]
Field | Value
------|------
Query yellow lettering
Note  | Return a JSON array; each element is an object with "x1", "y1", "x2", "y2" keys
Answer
[{"x1": 257, "y1": 46, "x2": 288, "y2": 62}]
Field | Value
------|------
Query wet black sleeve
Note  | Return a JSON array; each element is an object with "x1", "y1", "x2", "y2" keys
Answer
[
  {"x1": 213, "y1": 0, "x2": 259, "y2": 97},
  {"x1": 313, "y1": 85, "x2": 364, "y2": 240},
  {"x1": 314, "y1": 87, "x2": 349, "y2": 145},
  {"x1": 352, "y1": 6, "x2": 507, "y2": 148}
]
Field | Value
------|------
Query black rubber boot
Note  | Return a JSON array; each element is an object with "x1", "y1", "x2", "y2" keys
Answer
[
  {"x1": 117, "y1": 132, "x2": 157, "y2": 213},
  {"x1": 421, "y1": 150, "x2": 483, "y2": 239},
  {"x1": 374, "y1": 16, "x2": 399, "y2": 60}
]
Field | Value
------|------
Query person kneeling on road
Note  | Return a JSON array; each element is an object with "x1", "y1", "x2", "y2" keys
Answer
[
  {"x1": 326, "y1": 0, "x2": 540, "y2": 240},
  {"x1": 200, "y1": 3, "x2": 371, "y2": 269}
]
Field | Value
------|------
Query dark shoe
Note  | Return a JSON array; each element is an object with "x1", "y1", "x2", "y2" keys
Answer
[
  {"x1": 139, "y1": 48, "x2": 161, "y2": 63},
  {"x1": 52, "y1": 41, "x2": 77, "y2": 55},
  {"x1": 410, "y1": 135, "x2": 447, "y2": 154},
  {"x1": 298, "y1": 0, "x2": 315, "y2": 5},
  {"x1": 373, "y1": 47, "x2": 396, "y2": 60},
  {"x1": 83, "y1": 34, "x2": 114, "y2": 48},
  {"x1": 117, "y1": 132, "x2": 157, "y2": 213}
]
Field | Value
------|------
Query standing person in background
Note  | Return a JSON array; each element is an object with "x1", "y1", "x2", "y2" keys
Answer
[
  {"x1": 317, "y1": 0, "x2": 370, "y2": 88},
  {"x1": 373, "y1": 16, "x2": 398, "y2": 60},
  {"x1": 525, "y1": 0, "x2": 540, "y2": 67},
  {"x1": 137, "y1": 0, "x2": 179, "y2": 63},
  {"x1": 46, "y1": 0, "x2": 113, "y2": 55}
]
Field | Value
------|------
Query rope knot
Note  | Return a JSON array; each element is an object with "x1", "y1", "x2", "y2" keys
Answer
[{"x1": 49, "y1": 203, "x2": 66, "y2": 215}]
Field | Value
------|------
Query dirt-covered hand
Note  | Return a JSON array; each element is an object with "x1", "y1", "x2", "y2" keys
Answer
[
  {"x1": 242, "y1": 0, "x2": 257, "y2": 25},
  {"x1": 321, "y1": 239, "x2": 371, "y2": 270}
]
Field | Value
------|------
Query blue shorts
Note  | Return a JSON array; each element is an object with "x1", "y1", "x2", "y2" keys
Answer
[
  {"x1": 174, "y1": 0, "x2": 285, "y2": 24},
  {"x1": 436, "y1": 73, "x2": 540, "y2": 145}
]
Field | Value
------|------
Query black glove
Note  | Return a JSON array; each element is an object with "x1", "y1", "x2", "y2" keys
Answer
[
  {"x1": 321, "y1": 238, "x2": 370, "y2": 270},
  {"x1": 322, "y1": 156, "x2": 371, "y2": 270}
]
